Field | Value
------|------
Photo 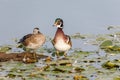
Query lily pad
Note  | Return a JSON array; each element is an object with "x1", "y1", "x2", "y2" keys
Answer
[
  {"x1": 113, "y1": 77, "x2": 120, "y2": 80},
  {"x1": 74, "y1": 75, "x2": 89, "y2": 80},
  {"x1": 71, "y1": 33, "x2": 85, "y2": 39},
  {"x1": 0, "y1": 46, "x2": 12, "y2": 53},
  {"x1": 96, "y1": 35, "x2": 107, "y2": 42},
  {"x1": 102, "y1": 61, "x2": 119, "y2": 69},
  {"x1": 100, "y1": 40, "x2": 113, "y2": 49}
]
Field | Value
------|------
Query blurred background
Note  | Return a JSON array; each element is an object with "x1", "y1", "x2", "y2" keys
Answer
[{"x1": 0, "y1": 0, "x2": 120, "y2": 45}]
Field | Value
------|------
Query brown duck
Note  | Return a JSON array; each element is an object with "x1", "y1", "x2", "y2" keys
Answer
[{"x1": 18, "y1": 27, "x2": 46, "y2": 62}]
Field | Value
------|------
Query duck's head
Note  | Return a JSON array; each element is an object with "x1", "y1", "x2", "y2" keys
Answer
[
  {"x1": 53, "y1": 18, "x2": 63, "y2": 28},
  {"x1": 33, "y1": 27, "x2": 40, "y2": 34}
]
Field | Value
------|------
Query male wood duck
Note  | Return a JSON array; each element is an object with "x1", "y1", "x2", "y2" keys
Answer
[
  {"x1": 52, "y1": 18, "x2": 72, "y2": 58},
  {"x1": 18, "y1": 27, "x2": 46, "y2": 62}
]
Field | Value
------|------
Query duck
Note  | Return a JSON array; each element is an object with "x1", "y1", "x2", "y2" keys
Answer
[
  {"x1": 18, "y1": 27, "x2": 46, "y2": 62},
  {"x1": 52, "y1": 18, "x2": 72, "y2": 58}
]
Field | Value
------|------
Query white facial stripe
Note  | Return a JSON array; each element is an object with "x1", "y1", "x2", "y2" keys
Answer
[{"x1": 57, "y1": 25, "x2": 63, "y2": 28}]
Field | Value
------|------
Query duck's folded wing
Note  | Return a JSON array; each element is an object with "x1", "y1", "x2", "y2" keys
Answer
[
  {"x1": 18, "y1": 34, "x2": 32, "y2": 43},
  {"x1": 65, "y1": 35, "x2": 72, "y2": 46}
]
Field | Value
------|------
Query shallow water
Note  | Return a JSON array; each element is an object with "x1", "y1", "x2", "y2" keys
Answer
[{"x1": 0, "y1": 31, "x2": 120, "y2": 80}]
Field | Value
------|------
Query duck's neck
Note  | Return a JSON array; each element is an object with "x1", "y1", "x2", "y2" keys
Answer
[
  {"x1": 55, "y1": 28, "x2": 64, "y2": 37},
  {"x1": 57, "y1": 27, "x2": 64, "y2": 33}
]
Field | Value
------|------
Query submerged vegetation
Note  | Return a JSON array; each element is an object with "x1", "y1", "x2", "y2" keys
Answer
[{"x1": 0, "y1": 27, "x2": 120, "y2": 80}]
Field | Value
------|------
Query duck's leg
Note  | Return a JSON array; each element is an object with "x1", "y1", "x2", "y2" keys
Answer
[
  {"x1": 56, "y1": 50, "x2": 60, "y2": 59},
  {"x1": 64, "y1": 53, "x2": 67, "y2": 57},
  {"x1": 64, "y1": 51, "x2": 68, "y2": 57},
  {"x1": 56, "y1": 50, "x2": 60, "y2": 66}
]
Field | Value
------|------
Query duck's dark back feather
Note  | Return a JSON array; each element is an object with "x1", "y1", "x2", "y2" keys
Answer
[{"x1": 18, "y1": 34, "x2": 32, "y2": 43}]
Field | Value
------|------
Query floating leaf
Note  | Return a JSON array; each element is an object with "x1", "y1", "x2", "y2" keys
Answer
[
  {"x1": 74, "y1": 75, "x2": 88, "y2": 80},
  {"x1": 46, "y1": 59, "x2": 72, "y2": 66},
  {"x1": 45, "y1": 56, "x2": 52, "y2": 62},
  {"x1": 100, "y1": 40, "x2": 113, "y2": 48},
  {"x1": 17, "y1": 43, "x2": 26, "y2": 51},
  {"x1": 0, "y1": 46, "x2": 12, "y2": 52},
  {"x1": 102, "y1": 61, "x2": 119, "y2": 69},
  {"x1": 107, "y1": 26, "x2": 114, "y2": 30},
  {"x1": 96, "y1": 37, "x2": 106, "y2": 41},
  {"x1": 74, "y1": 50, "x2": 90, "y2": 54},
  {"x1": 71, "y1": 33, "x2": 85, "y2": 39},
  {"x1": 52, "y1": 66, "x2": 73, "y2": 73},
  {"x1": 7, "y1": 73, "x2": 16, "y2": 78},
  {"x1": 101, "y1": 45, "x2": 120, "y2": 53},
  {"x1": 74, "y1": 67, "x2": 85, "y2": 73},
  {"x1": 100, "y1": 40, "x2": 113, "y2": 49},
  {"x1": 113, "y1": 77, "x2": 120, "y2": 80}
]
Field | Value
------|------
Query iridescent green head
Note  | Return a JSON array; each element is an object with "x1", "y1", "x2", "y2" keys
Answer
[{"x1": 53, "y1": 18, "x2": 64, "y2": 28}]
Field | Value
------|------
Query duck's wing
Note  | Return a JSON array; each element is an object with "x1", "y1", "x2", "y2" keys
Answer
[
  {"x1": 18, "y1": 34, "x2": 32, "y2": 43},
  {"x1": 65, "y1": 35, "x2": 72, "y2": 46}
]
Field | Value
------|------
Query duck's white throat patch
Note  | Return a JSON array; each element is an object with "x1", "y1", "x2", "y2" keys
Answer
[{"x1": 57, "y1": 25, "x2": 63, "y2": 28}]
